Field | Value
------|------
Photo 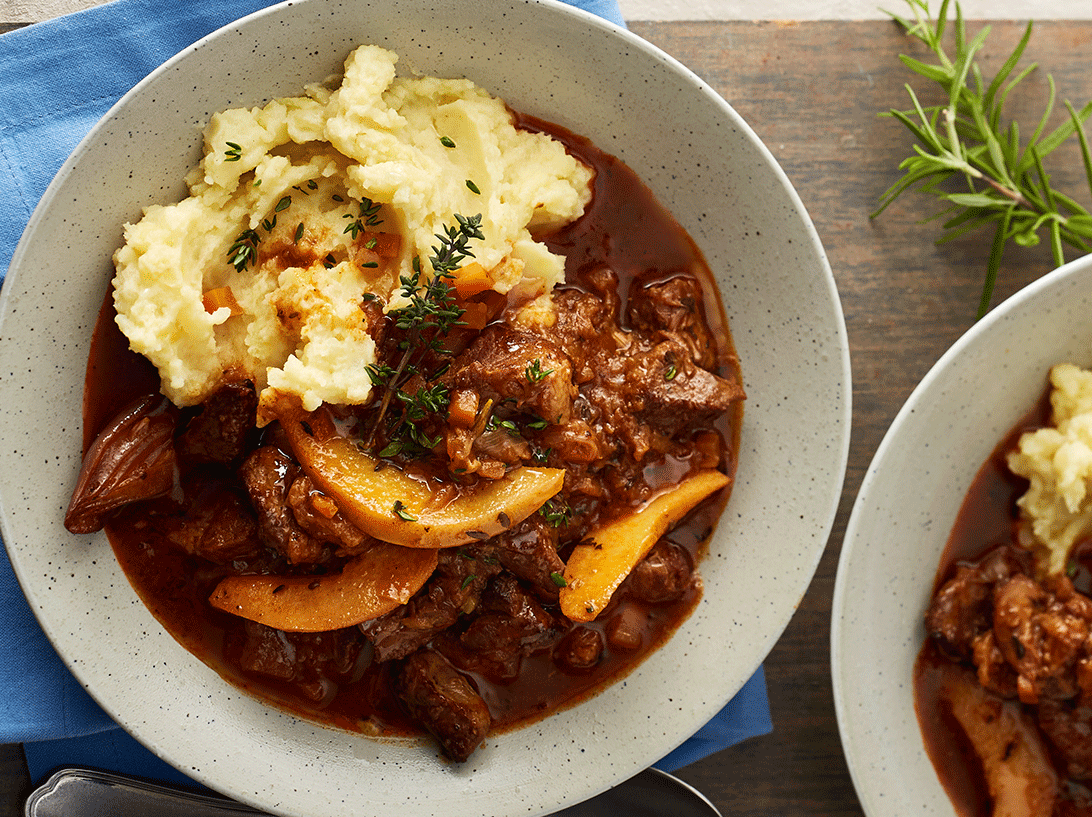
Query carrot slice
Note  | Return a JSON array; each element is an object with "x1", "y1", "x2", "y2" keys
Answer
[
  {"x1": 452, "y1": 262, "x2": 493, "y2": 298},
  {"x1": 201, "y1": 286, "x2": 243, "y2": 316}
]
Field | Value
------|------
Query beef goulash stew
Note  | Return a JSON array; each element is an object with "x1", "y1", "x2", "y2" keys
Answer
[
  {"x1": 64, "y1": 45, "x2": 743, "y2": 762},
  {"x1": 918, "y1": 363, "x2": 1092, "y2": 815}
]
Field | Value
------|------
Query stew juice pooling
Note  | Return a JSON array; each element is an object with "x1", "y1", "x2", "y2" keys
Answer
[{"x1": 79, "y1": 115, "x2": 743, "y2": 751}]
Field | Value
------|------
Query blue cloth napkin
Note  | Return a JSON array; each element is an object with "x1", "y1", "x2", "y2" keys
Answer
[{"x1": 0, "y1": 0, "x2": 771, "y2": 794}]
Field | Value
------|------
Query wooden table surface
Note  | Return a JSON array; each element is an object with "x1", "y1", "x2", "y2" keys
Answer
[{"x1": 2, "y1": 15, "x2": 1091, "y2": 817}]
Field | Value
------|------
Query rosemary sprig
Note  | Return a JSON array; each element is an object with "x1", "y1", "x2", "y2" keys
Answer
[
  {"x1": 363, "y1": 214, "x2": 485, "y2": 454},
  {"x1": 874, "y1": 0, "x2": 1092, "y2": 318}
]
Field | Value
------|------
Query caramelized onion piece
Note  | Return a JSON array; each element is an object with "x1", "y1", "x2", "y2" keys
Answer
[
  {"x1": 279, "y1": 408, "x2": 565, "y2": 549},
  {"x1": 64, "y1": 394, "x2": 178, "y2": 534},
  {"x1": 560, "y1": 469, "x2": 729, "y2": 622},
  {"x1": 208, "y1": 542, "x2": 438, "y2": 632}
]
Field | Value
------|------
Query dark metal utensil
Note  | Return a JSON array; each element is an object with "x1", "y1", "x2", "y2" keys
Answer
[{"x1": 25, "y1": 765, "x2": 722, "y2": 817}]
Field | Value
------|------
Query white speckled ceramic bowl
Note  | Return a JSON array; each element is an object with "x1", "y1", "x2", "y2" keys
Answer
[
  {"x1": 832, "y1": 254, "x2": 1092, "y2": 816},
  {"x1": 0, "y1": 1, "x2": 849, "y2": 815}
]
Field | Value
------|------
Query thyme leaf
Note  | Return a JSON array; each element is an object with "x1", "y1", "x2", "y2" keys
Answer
[
  {"x1": 392, "y1": 500, "x2": 417, "y2": 522},
  {"x1": 539, "y1": 497, "x2": 572, "y2": 528},
  {"x1": 525, "y1": 359, "x2": 553, "y2": 382},
  {"x1": 228, "y1": 228, "x2": 261, "y2": 272},
  {"x1": 344, "y1": 198, "x2": 384, "y2": 240}
]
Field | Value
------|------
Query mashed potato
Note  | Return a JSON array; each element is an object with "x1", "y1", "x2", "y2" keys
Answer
[
  {"x1": 113, "y1": 45, "x2": 593, "y2": 422},
  {"x1": 1008, "y1": 363, "x2": 1092, "y2": 575}
]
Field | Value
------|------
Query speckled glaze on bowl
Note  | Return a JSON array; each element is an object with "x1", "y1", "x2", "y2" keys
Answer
[
  {"x1": 0, "y1": 1, "x2": 849, "y2": 815},
  {"x1": 832, "y1": 254, "x2": 1092, "y2": 817}
]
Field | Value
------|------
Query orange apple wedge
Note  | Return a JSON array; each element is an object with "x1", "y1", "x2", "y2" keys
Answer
[
  {"x1": 560, "y1": 469, "x2": 731, "y2": 622},
  {"x1": 209, "y1": 542, "x2": 438, "y2": 632},
  {"x1": 280, "y1": 411, "x2": 565, "y2": 549}
]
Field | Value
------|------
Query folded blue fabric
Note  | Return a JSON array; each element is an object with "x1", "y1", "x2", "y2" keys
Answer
[{"x1": 0, "y1": 0, "x2": 771, "y2": 793}]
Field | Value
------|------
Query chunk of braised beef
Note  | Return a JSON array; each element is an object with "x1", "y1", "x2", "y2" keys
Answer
[
  {"x1": 926, "y1": 545, "x2": 1092, "y2": 705},
  {"x1": 238, "y1": 446, "x2": 325, "y2": 564},
  {"x1": 544, "y1": 286, "x2": 741, "y2": 461},
  {"x1": 1037, "y1": 699, "x2": 1092, "y2": 782},
  {"x1": 627, "y1": 274, "x2": 718, "y2": 369},
  {"x1": 554, "y1": 626, "x2": 604, "y2": 674},
  {"x1": 493, "y1": 516, "x2": 566, "y2": 601},
  {"x1": 435, "y1": 616, "x2": 525, "y2": 681},
  {"x1": 286, "y1": 474, "x2": 372, "y2": 557},
  {"x1": 235, "y1": 620, "x2": 296, "y2": 681},
  {"x1": 65, "y1": 393, "x2": 179, "y2": 534},
  {"x1": 483, "y1": 574, "x2": 563, "y2": 637},
  {"x1": 361, "y1": 545, "x2": 501, "y2": 662},
  {"x1": 229, "y1": 620, "x2": 366, "y2": 706},
  {"x1": 625, "y1": 540, "x2": 695, "y2": 604},
  {"x1": 993, "y1": 573, "x2": 1092, "y2": 704},
  {"x1": 175, "y1": 381, "x2": 257, "y2": 465},
  {"x1": 161, "y1": 480, "x2": 261, "y2": 563},
  {"x1": 550, "y1": 287, "x2": 616, "y2": 384},
  {"x1": 438, "y1": 575, "x2": 566, "y2": 681},
  {"x1": 442, "y1": 324, "x2": 577, "y2": 426},
  {"x1": 627, "y1": 336, "x2": 744, "y2": 438},
  {"x1": 924, "y1": 545, "x2": 1031, "y2": 659},
  {"x1": 575, "y1": 346, "x2": 738, "y2": 461},
  {"x1": 397, "y1": 649, "x2": 492, "y2": 762},
  {"x1": 579, "y1": 266, "x2": 624, "y2": 319}
]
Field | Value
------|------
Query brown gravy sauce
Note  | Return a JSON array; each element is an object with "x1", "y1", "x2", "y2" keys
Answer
[{"x1": 83, "y1": 116, "x2": 741, "y2": 739}]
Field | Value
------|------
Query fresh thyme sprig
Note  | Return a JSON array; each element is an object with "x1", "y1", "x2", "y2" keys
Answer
[
  {"x1": 874, "y1": 0, "x2": 1092, "y2": 318},
  {"x1": 430, "y1": 214, "x2": 485, "y2": 275},
  {"x1": 375, "y1": 383, "x2": 451, "y2": 459},
  {"x1": 363, "y1": 214, "x2": 485, "y2": 455}
]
